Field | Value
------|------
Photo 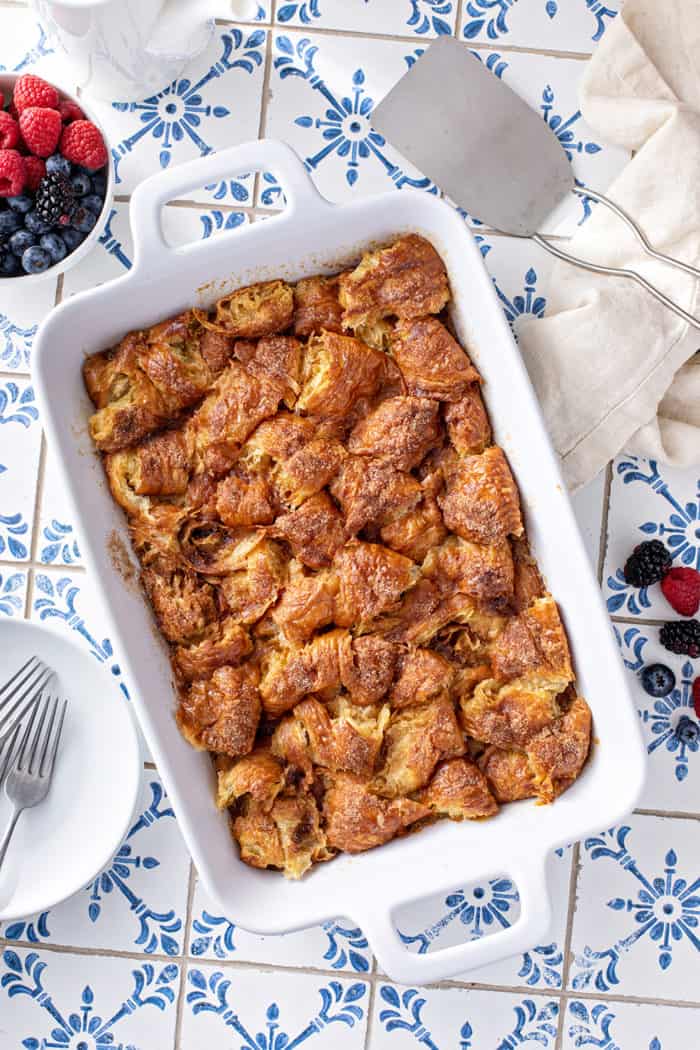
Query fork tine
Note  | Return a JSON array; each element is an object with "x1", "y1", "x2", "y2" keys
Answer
[
  {"x1": 0, "y1": 656, "x2": 40, "y2": 700},
  {"x1": 37, "y1": 696, "x2": 59, "y2": 777},
  {"x1": 26, "y1": 695, "x2": 51, "y2": 775},
  {"x1": 15, "y1": 696, "x2": 41, "y2": 772},
  {"x1": 0, "y1": 658, "x2": 50, "y2": 712},
  {"x1": 41, "y1": 698, "x2": 67, "y2": 781},
  {"x1": 0, "y1": 665, "x2": 54, "y2": 741},
  {"x1": 0, "y1": 721, "x2": 20, "y2": 783}
]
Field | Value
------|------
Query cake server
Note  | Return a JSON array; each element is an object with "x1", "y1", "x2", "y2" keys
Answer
[{"x1": 371, "y1": 36, "x2": 700, "y2": 330}]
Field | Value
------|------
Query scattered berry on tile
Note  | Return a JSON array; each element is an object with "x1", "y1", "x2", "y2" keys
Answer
[
  {"x1": 661, "y1": 567, "x2": 700, "y2": 617},
  {"x1": 640, "y1": 663, "x2": 676, "y2": 698},
  {"x1": 660, "y1": 619, "x2": 700, "y2": 658},
  {"x1": 623, "y1": 540, "x2": 672, "y2": 588}
]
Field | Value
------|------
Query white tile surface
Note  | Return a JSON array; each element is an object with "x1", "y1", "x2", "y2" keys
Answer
[
  {"x1": 604, "y1": 454, "x2": 700, "y2": 619},
  {"x1": 0, "y1": 947, "x2": 180, "y2": 1050},
  {"x1": 0, "y1": 568, "x2": 27, "y2": 618},
  {"x1": 276, "y1": 0, "x2": 458, "y2": 37},
  {"x1": 569, "y1": 813, "x2": 700, "y2": 1002},
  {"x1": 181, "y1": 964, "x2": 370, "y2": 1049},
  {"x1": 461, "y1": 0, "x2": 621, "y2": 53},
  {"x1": 563, "y1": 998, "x2": 700, "y2": 1050},
  {"x1": 0, "y1": 277, "x2": 57, "y2": 374},
  {"x1": 0, "y1": 377, "x2": 41, "y2": 563},
  {"x1": 370, "y1": 986, "x2": 559, "y2": 1047}
]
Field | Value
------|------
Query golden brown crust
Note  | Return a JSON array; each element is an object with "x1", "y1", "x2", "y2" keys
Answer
[
  {"x1": 438, "y1": 447, "x2": 524, "y2": 544},
  {"x1": 391, "y1": 317, "x2": 480, "y2": 402},
  {"x1": 87, "y1": 235, "x2": 588, "y2": 879},
  {"x1": 338, "y1": 234, "x2": 449, "y2": 329},
  {"x1": 323, "y1": 772, "x2": 429, "y2": 853},
  {"x1": 418, "y1": 758, "x2": 498, "y2": 819},
  {"x1": 348, "y1": 396, "x2": 442, "y2": 472},
  {"x1": 179, "y1": 662, "x2": 261, "y2": 757},
  {"x1": 293, "y1": 276, "x2": 344, "y2": 336}
]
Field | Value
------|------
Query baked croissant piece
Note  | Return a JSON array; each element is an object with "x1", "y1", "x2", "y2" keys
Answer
[{"x1": 85, "y1": 234, "x2": 591, "y2": 879}]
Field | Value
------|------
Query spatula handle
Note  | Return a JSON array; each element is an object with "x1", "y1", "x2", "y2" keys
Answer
[{"x1": 532, "y1": 230, "x2": 700, "y2": 332}]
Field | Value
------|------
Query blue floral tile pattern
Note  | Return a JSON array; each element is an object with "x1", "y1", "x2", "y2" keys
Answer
[
  {"x1": 569, "y1": 815, "x2": 700, "y2": 1001},
  {"x1": 0, "y1": 8, "x2": 68, "y2": 85},
  {"x1": 275, "y1": 0, "x2": 457, "y2": 38},
  {"x1": 0, "y1": 947, "x2": 179, "y2": 1050},
  {"x1": 604, "y1": 456, "x2": 700, "y2": 619},
  {"x1": 89, "y1": 27, "x2": 266, "y2": 201},
  {"x1": 462, "y1": 0, "x2": 619, "y2": 52},
  {"x1": 0, "y1": 569, "x2": 27, "y2": 618},
  {"x1": 372, "y1": 987, "x2": 558, "y2": 1047},
  {"x1": 180, "y1": 965, "x2": 369, "y2": 1049},
  {"x1": 0, "y1": 280, "x2": 57, "y2": 375},
  {"x1": 0, "y1": 379, "x2": 41, "y2": 564},
  {"x1": 188, "y1": 878, "x2": 371, "y2": 972},
  {"x1": 563, "y1": 999, "x2": 699, "y2": 1050},
  {"x1": 616, "y1": 623, "x2": 699, "y2": 811}
]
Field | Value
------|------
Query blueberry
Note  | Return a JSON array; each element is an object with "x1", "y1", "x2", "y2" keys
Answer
[
  {"x1": 21, "y1": 245, "x2": 52, "y2": 274},
  {"x1": 9, "y1": 229, "x2": 36, "y2": 256},
  {"x1": 61, "y1": 227, "x2": 85, "y2": 251},
  {"x1": 641, "y1": 663, "x2": 676, "y2": 698},
  {"x1": 46, "y1": 153, "x2": 72, "y2": 177},
  {"x1": 81, "y1": 194, "x2": 103, "y2": 216},
  {"x1": 7, "y1": 195, "x2": 33, "y2": 214},
  {"x1": 0, "y1": 210, "x2": 21, "y2": 239},
  {"x1": 70, "y1": 172, "x2": 91, "y2": 197},
  {"x1": 91, "y1": 172, "x2": 107, "y2": 197},
  {"x1": 0, "y1": 250, "x2": 20, "y2": 276},
  {"x1": 72, "y1": 206, "x2": 97, "y2": 233},
  {"x1": 40, "y1": 232, "x2": 67, "y2": 264},
  {"x1": 25, "y1": 210, "x2": 51, "y2": 236}
]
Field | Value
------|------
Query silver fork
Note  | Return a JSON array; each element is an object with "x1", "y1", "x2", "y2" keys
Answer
[
  {"x1": 0, "y1": 694, "x2": 67, "y2": 871},
  {"x1": 0, "y1": 656, "x2": 55, "y2": 746}
]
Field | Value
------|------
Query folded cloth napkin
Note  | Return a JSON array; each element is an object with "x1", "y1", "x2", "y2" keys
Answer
[{"x1": 517, "y1": 0, "x2": 700, "y2": 491}]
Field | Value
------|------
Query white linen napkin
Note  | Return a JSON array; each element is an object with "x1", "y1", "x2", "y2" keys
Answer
[{"x1": 517, "y1": 0, "x2": 700, "y2": 491}]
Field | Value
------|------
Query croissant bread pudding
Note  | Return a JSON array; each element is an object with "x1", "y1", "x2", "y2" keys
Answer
[{"x1": 84, "y1": 234, "x2": 592, "y2": 879}]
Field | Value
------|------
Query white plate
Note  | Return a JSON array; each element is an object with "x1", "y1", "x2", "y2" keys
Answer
[{"x1": 0, "y1": 619, "x2": 142, "y2": 920}]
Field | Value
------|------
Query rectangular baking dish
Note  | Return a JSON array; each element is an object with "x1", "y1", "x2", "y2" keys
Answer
[{"x1": 33, "y1": 140, "x2": 646, "y2": 984}]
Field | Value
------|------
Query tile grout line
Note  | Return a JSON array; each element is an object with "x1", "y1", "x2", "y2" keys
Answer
[
  {"x1": 173, "y1": 860, "x2": 197, "y2": 1050},
  {"x1": 363, "y1": 954, "x2": 379, "y2": 1050},
  {"x1": 553, "y1": 842, "x2": 581, "y2": 1050},
  {"x1": 0, "y1": 557, "x2": 85, "y2": 573},
  {"x1": 596, "y1": 460, "x2": 613, "y2": 586}
]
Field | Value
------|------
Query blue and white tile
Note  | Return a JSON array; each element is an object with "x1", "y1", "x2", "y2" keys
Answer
[
  {"x1": 391, "y1": 848, "x2": 572, "y2": 990},
  {"x1": 453, "y1": 48, "x2": 628, "y2": 233},
  {"x1": 604, "y1": 455, "x2": 700, "y2": 620},
  {"x1": 37, "y1": 448, "x2": 83, "y2": 567},
  {"x1": 563, "y1": 998, "x2": 699, "y2": 1050},
  {"x1": 62, "y1": 201, "x2": 249, "y2": 297},
  {"x1": 181, "y1": 964, "x2": 369, "y2": 1049},
  {"x1": 88, "y1": 25, "x2": 266, "y2": 203},
  {"x1": 0, "y1": 7, "x2": 71, "y2": 87},
  {"x1": 262, "y1": 31, "x2": 439, "y2": 206},
  {"x1": 462, "y1": 0, "x2": 620, "y2": 53},
  {"x1": 0, "y1": 946, "x2": 180, "y2": 1050},
  {"x1": 0, "y1": 376, "x2": 41, "y2": 563},
  {"x1": 568, "y1": 814, "x2": 700, "y2": 1001},
  {"x1": 275, "y1": 0, "x2": 458, "y2": 38},
  {"x1": 189, "y1": 876, "x2": 372, "y2": 973},
  {"x1": 370, "y1": 987, "x2": 558, "y2": 1048},
  {"x1": 0, "y1": 568, "x2": 27, "y2": 618},
  {"x1": 616, "y1": 623, "x2": 699, "y2": 812},
  {"x1": 0, "y1": 280, "x2": 57, "y2": 375},
  {"x1": 0, "y1": 771, "x2": 190, "y2": 957}
]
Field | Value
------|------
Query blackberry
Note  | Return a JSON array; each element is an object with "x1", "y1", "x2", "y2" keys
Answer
[
  {"x1": 660, "y1": 620, "x2": 700, "y2": 658},
  {"x1": 623, "y1": 540, "x2": 671, "y2": 588},
  {"x1": 34, "y1": 171, "x2": 76, "y2": 226}
]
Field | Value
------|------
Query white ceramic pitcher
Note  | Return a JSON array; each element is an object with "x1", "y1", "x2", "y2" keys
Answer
[{"x1": 31, "y1": 0, "x2": 258, "y2": 101}]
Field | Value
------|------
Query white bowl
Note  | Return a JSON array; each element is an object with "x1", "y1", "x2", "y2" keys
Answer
[
  {"x1": 0, "y1": 72, "x2": 114, "y2": 286},
  {"x1": 0, "y1": 618, "x2": 142, "y2": 920}
]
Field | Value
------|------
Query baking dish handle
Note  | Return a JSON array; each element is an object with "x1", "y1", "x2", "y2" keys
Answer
[
  {"x1": 128, "y1": 139, "x2": 328, "y2": 268},
  {"x1": 359, "y1": 857, "x2": 551, "y2": 985}
]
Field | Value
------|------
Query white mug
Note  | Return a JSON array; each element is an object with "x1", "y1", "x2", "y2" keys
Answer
[{"x1": 31, "y1": 0, "x2": 259, "y2": 101}]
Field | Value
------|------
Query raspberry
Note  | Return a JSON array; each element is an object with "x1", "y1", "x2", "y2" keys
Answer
[
  {"x1": 60, "y1": 120, "x2": 107, "y2": 171},
  {"x1": 623, "y1": 540, "x2": 671, "y2": 588},
  {"x1": 58, "y1": 100, "x2": 85, "y2": 124},
  {"x1": 19, "y1": 106, "x2": 62, "y2": 158},
  {"x1": 694, "y1": 678, "x2": 700, "y2": 721},
  {"x1": 0, "y1": 149, "x2": 26, "y2": 197},
  {"x1": 660, "y1": 619, "x2": 700, "y2": 658},
  {"x1": 0, "y1": 112, "x2": 19, "y2": 150},
  {"x1": 24, "y1": 155, "x2": 46, "y2": 192},
  {"x1": 661, "y1": 567, "x2": 700, "y2": 617},
  {"x1": 13, "y1": 74, "x2": 59, "y2": 115}
]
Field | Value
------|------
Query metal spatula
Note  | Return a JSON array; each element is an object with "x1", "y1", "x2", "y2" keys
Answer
[{"x1": 371, "y1": 36, "x2": 700, "y2": 330}]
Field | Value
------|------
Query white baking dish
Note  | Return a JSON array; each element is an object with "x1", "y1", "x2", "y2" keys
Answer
[{"x1": 33, "y1": 139, "x2": 646, "y2": 984}]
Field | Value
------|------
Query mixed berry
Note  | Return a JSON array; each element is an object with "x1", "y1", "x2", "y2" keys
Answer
[{"x1": 0, "y1": 74, "x2": 108, "y2": 277}]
